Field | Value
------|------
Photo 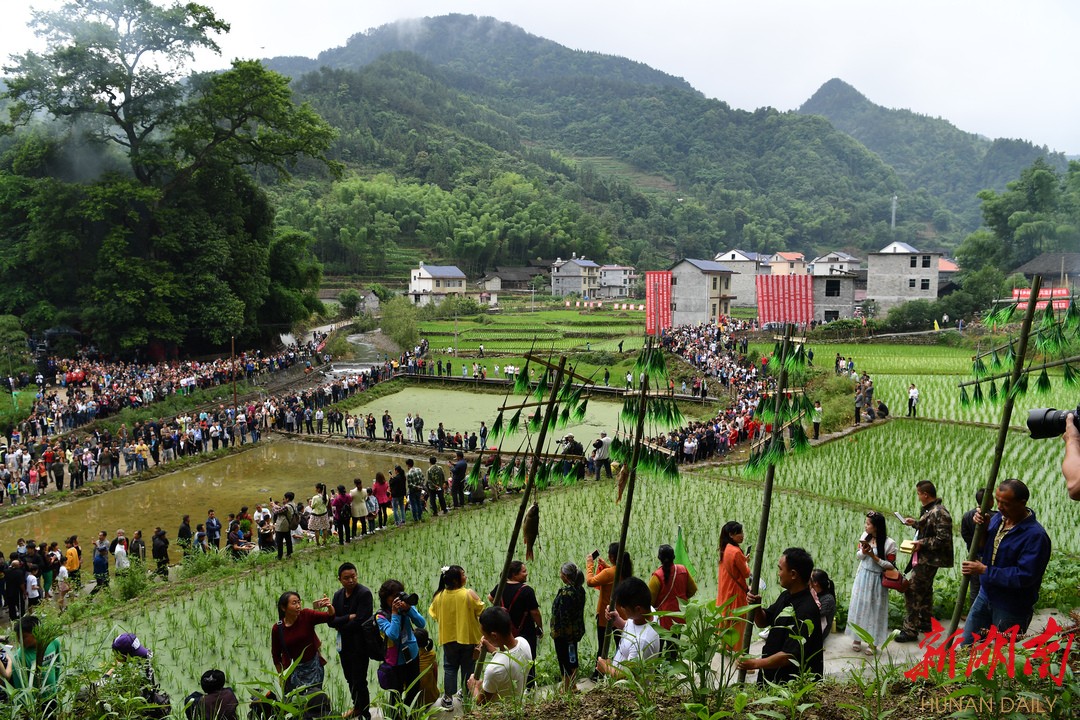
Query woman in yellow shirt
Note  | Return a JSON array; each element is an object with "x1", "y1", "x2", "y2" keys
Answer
[
  {"x1": 64, "y1": 535, "x2": 82, "y2": 589},
  {"x1": 428, "y1": 565, "x2": 484, "y2": 711}
]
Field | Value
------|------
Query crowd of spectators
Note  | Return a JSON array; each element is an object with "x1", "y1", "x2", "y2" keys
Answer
[{"x1": 651, "y1": 321, "x2": 776, "y2": 464}]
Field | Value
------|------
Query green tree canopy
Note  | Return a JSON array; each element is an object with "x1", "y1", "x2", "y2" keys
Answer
[
  {"x1": 0, "y1": 0, "x2": 333, "y2": 353},
  {"x1": 3, "y1": 0, "x2": 230, "y2": 184},
  {"x1": 380, "y1": 295, "x2": 419, "y2": 350}
]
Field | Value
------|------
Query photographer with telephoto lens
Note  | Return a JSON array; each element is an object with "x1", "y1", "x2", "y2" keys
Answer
[
  {"x1": 1025, "y1": 407, "x2": 1080, "y2": 500},
  {"x1": 1064, "y1": 413, "x2": 1080, "y2": 500}
]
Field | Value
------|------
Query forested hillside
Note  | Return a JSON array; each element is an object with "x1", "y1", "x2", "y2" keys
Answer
[
  {"x1": 265, "y1": 17, "x2": 961, "y2": 277},
  {"x1": 799, "y1": 78, "x2": 1068, "y2": 230},
  {"x1": 6, "y1": 9, "x2": 1070, "y2": 355},
  {"x1": 266, "y1": 14, "x2": 693, "y2": 91}
]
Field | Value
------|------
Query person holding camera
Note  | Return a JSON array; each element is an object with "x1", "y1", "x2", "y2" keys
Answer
[
  {"x1": 592, "y1": 432, "x2": 613, "y2": 481},
  {"x1": 586, "y1": 543, "x2": 633, "y2": 681},
  {"x1": 376, "y1": 580, "x2": 425, "y2": 716},
  {"x1": 271, "y1": 591, "x2": 333, "y2": 693},
  {"x1": 1064, "y1": 413, "x2": 1080, "y2": 500},
  {"x1": 428, "y1": 565, "x2": 484, "y2": 711}
]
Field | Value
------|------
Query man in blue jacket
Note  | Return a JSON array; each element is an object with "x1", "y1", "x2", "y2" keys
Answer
[{"x1": 960, "y1": 478, "x2": 1051, "y2": 646}]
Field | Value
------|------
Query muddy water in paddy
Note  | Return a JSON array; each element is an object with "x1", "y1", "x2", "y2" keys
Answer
[
  {"x1": 0, "y1": 443, "x2": 391, "y2": 562},
  {"x1": 349, "y1": 385, "x2": 624, "y2": 443},
  {"x1": 0, "y1": 387, "x2": 625, "y2": 562}
]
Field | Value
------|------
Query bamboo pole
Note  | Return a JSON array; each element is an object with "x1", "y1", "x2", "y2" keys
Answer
[
  {"x1": 957, "y1": 352, "x2": 1080, "y2": 388},
  {"x1": 738, "y1": 323, "x2": 793, "y2": 684},
  {"x1": 598, "y1": 341, "x2": 653, "y2": 660},
  {"x1": 472, "y1": 355, "x2": 568, "y2": 679},
  {"x1": 948, "y1": 275, "x2": 1043, "y2": 635}
]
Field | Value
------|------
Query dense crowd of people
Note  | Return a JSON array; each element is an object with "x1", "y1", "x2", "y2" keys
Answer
[
  {"x1": 652, "y1": 322, "x2": 777, "y2": 464},
  {"x1": 0, "y1": 320, "x2": 1072, "y2": 718}
]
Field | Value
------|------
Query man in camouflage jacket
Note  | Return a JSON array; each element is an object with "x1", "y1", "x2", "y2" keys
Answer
[{"x1": 897, "y1": 480, "x2": 954, "y2": 642}]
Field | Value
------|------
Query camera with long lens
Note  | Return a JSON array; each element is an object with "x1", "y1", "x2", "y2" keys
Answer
[
  {"x1": 397, "y1": 591, "x2": 419, "y2": 606},
  {"x1": 1027, "y1": 406, "x2": 1080, "y2": 439}
]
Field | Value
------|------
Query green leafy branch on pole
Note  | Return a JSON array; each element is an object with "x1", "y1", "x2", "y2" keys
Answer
[
  {"x1": 744, "y1": 335, "x2": 813, "y2": 478},
  {"x1": 960, "y1": 283, "x2": 1080, "y2": 406}
]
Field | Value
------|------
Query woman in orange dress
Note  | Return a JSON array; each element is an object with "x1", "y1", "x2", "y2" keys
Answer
[{"x1": 715, "y1": 521, "x2": 750, "y2": 649}]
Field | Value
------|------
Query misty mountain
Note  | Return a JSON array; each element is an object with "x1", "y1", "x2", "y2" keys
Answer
[
  {"x1": 798, "y1": 78, "x2": 1067, "y2": 229},
  {"x1": 266, "y1": 14, "x2": 692, "y2": 90},
  {"x1": 255, "y1": 16, "x2": 1063, "y2": 273}
]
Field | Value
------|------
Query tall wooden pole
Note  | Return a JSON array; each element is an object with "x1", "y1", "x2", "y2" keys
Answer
[
  {"x1": 231, "y1": 335, "x2": 238, "y2": 411},
  {"x1": 948, "y1": 275, "x2": 1042, "y2": 635},
  {"x1": 599, "y1": 341, "x2": 653, "y2": 659},
  {"x1": 473, "y1": 355, "x2": 568, "y2": 678},
  {"x1": 738, "y1": 324, "x2": 793, "y2": 683}
]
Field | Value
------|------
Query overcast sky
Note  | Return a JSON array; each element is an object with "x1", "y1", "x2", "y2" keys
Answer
[{"x1": 5, "y1": 0, "x2": 1079, "y2": 154}]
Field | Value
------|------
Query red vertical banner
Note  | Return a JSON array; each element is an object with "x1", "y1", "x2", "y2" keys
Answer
[
  {"x1": 757, "y1": 275, "x2": 813, "y2": 325},
  {"x1": 645, "y1": 271, "x2": 672, "y2": 335}
]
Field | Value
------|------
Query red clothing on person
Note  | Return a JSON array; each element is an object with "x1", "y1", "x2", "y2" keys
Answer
[
  {"x1": 271, "y1": 608, "x2": 331, "y2": 671},
  {"x1": 650, "y1": 564, "x2": 696, "y2": 630},
  {"x1": 716, "y1": 543, "x2": 750, "y2": 649}
]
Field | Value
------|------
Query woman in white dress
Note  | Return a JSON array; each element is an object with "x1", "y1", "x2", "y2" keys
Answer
[
  {"x1": 307, "y1": 483, "x2": 332, "y2": 546},
  {"x1": 845, "y1": 511, "x2": 897, "y2": 654}
]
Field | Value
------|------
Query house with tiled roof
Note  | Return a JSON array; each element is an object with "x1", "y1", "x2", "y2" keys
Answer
[
  {"x1": 477, "y1": 265, "x2": 549, "y2": 293},
  {"x1": 1011, "y1": 253, "x2": 1080, "y2": 290},
  {"x1": 866, "y1": 242, "x2": 941, "y2": 312},
  {"x1": 669, "y1": 258, "x2": 736, "y2": 326},
  {"x1": 809, "y1": 251, "x2": 861, "y2": 276},
  {"x1": 769, "y1": 251, "x2": 808, "y2": 275},
  {"x1": 409, "y1": 263, "x2": 467, "y2": 306},
  {"x1": 596, "y1": 265, "x2": 637, "y2": 299},
  {"x1": 550, "y1": 256, "x2": 600, "y2": 297},
  {"x1": 714, "y1": 249, "x2": 770, "y2": 307}
]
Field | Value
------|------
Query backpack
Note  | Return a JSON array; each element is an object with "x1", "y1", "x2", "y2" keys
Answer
[
  {"x1": 286, "y1": 504, "x2": 300, "y2": 531},
  {"x1": 361, "y1": 611, "x2": 389, "y2": 662}
]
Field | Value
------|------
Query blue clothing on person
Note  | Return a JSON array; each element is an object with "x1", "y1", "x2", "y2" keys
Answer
[
  {"x1": 377, "y1": 606, "x2": 426, "y2": 665},
  {"x1": 973, "y1": 509, "x2": 1051, "y2": 618}
]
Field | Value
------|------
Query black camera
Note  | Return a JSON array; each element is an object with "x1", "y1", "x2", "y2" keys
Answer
[
  {"x1": 1027, "y1": 406, "x2": 1080, "y2": 440},
  {"x1": 397, "y1": 591, "x2": 419, "y2": 606}
]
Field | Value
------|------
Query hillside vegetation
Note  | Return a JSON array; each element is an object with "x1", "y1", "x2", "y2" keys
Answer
[{"x1": 799, "y1": 78, "x2": 1068, "y2": 231}]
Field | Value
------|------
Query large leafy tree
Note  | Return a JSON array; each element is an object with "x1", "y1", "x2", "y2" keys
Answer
[
  {"x1": 4, "y1": 0, "x2": 230, "y2": 185},
  {"x1": 0, "y1": 0, "x2": 337, "y2": 352},
  {"x1": 956, "y1": 159, "x2": 1080, "y2": 275}
]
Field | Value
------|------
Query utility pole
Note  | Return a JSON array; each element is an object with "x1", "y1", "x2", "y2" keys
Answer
[{"x1": 891, "y1": 195, "x2": 898, "y2": 231}]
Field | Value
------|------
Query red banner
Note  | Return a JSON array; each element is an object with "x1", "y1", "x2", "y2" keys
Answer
[
  {"x1": 756, "y1": 275, "x2": 814, "y2": 325},
  {"x1": 645, "y1": 271, "x2": 673, "y2": 335},
  {"x1": 1012, "y1": 287, "x2": 1071, "y2": 310}
]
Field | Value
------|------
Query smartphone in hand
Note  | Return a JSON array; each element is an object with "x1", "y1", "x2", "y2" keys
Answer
[{"x1": 591, "y1": 549, "x2": 601, "y2": 560}]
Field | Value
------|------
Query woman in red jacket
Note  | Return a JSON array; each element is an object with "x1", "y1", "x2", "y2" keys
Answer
[{"x1": 271, "y1": 590, "x2": 333, "y2": 692}]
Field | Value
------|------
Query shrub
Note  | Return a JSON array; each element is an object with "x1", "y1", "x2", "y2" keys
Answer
[{"x1": 113, "y1": 559, "x2": 154, "y2": 601}]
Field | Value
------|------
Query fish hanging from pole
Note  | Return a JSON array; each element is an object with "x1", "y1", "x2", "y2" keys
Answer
[{"x1": 523, "y1": 501, "x2": 540, "y2": 561}]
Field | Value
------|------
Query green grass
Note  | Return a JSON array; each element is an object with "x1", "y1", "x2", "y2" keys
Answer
[
  {"x1": 754, "y1": 342, "x2": 973, "y2": 376},
  {"x1": 59, "y1": 421, "x2": 1077, "y2": 708},
  {"x1": 419, "y1": 308, "x2": 646, "y2": 355}
]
